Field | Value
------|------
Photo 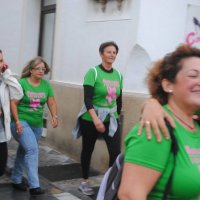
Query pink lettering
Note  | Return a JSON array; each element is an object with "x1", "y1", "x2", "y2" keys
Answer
[
  {"x1": 27, "y1": 91, "x2": 46, "y2": 99},
  {"x1": 185, "y1": 146, "x2": 200, "y2": 155},
  {"x1": 103, "y1": 79, "x2": 119, "y2": 88},
  {"x1": 185, "y1": 32, "x2": 200, "y2": 46}
]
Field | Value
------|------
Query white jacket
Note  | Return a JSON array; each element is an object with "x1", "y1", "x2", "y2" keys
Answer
[{"x1": 0, "y1": 69, "x2": 23, "y2": 142}]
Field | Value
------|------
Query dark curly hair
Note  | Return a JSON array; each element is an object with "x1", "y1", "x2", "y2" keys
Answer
[{"x1": 146, "y1": 44, "x2": 200, "y2": 105}]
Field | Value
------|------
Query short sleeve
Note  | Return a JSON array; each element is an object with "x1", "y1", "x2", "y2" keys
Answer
[
  {"x1": 83, "y1": 68, "x2": 96, "y2": 87},
  {"x1": 47, "y1": 82, "x2": 54, "y2": 97},
  {"x1": 115, "y1": 69, "x2": 123, "y2": 89},
  {"x1": 124, "y1": 124, "x2": 172, "y2": 172},
  {"x1": 120, "y1": 73, "x2": 123, "y2": 89},
  {"x1": 18, "y1": 79, "x2": 26, "y2": 91},
  {"x1": 18, "y1": 78, "x2": 24, "y2": 86}
]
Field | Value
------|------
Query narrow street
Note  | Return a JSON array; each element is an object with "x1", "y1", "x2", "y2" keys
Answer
[{"x1": 0, "y1": 139, "x2": 103, "y2": 200}]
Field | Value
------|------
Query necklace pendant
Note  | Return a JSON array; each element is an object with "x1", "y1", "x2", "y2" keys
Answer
[{"x1": 168, "y1": 106, "x2": 196, "y2": 131}]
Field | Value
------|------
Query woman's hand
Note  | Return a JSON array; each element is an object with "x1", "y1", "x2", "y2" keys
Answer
[
  {"x1": 138, "y1": 98, "x2": 175, "y2": 141},
  {"x1": 16, "y1": 121, "x2": 23, "y2": 135},
  {"x1": 51, "y1": 116, "x2": 58, "y2": 128},
  {"x1": 0, "y1": 63, "x2": 8, "y2": 73},
  {"x1": 94, "y1": 118, "x2": 106, "y2": 133},
  {"x1": 88, "y1": 108, "x2": 106, "y2": 133},
  {"x1": 47, "y1": 97, "x2": 58, "y2": 128}
]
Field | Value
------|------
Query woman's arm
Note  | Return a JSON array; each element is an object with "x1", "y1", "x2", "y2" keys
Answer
[
  {"x1": 10, "y1": 100, "x2": 23, "y2": 134},
  {"x1": 116, "y1": 89, "x2": 122, "y2": 115},
  {"x1": 118, "y1": 163, "x2": 161, "y2": 200},
  {"x1": 47, "y1": 96, "x2": 58, "y2": 128},
  {"x1": 88, "y1": 108, "x2": 105, "y2": 133},
  {"x1": 138, "y1": 98, "x2": 175, "y2": 141},
  {"x1": 84, "y1": 85, "x2": 105, "y2": 133}
]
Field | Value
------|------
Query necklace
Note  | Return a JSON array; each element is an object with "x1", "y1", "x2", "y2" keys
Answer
[{"x1": 168, "y1": 106, "x2": 196, "y2": 130}]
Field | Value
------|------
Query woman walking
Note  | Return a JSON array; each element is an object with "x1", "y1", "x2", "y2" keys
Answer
[
  {"x1": 0, "y1": 49, "x2": 23, "y2": 176},
  {"x1": 73, "y1": 41, "x2": 123, "y2": 196},
  {"x1": 11, "y1": 57, "x2": 58, "y2": 196}
]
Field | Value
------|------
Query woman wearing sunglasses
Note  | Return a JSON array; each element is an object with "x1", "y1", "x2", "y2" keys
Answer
[{"x1": 10, "y1": 57, "x2": 58, "y2": 196}]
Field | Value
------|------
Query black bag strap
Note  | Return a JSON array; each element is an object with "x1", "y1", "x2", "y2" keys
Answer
[
  {"x1": 104, "y1": 153, "x2": 124, "y2": 200},
  {"x1": 162, "y1": 122, "x2": 178, "y2": 200}
]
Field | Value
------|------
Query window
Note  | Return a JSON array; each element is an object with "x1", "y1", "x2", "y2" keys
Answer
[
  {"x1": 38, "y1": 0, "x2": 56, "y2": 137},
  {"x1": 38, "y1": 0, "x2": 56, "y2": 80}
]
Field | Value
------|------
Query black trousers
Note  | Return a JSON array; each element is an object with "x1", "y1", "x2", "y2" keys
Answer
[
  {"x1": 0, "y1": 142, "x2": 8, "y2": 176},
  {"x1": 80, "y1": 118, "x2": 121, "y2": 179}
]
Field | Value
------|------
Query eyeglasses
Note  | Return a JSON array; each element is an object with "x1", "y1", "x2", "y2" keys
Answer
[{"x1": 33, "y1": 67, "x2": 46, "y2": 72}]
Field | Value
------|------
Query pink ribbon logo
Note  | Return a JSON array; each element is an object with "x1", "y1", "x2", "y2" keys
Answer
[
  {"x1": 106, "y1": 87, "x2": 117, "y2": 104},
  {"x1": 30, "y1": 99, "x2": 41, "y2": 110}
]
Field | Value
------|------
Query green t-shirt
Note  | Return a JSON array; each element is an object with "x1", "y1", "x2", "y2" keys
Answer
[
  {"x1": 16, "y1": 78, "x2": 54, "y2": 127},
  {"x1": 81, "y1": 65, "x2": 123, "y2": 121},
  {"x1": 195, "y1": 109, "x2": 200, "y2": 116},
  {"x1": 125, "y1": 105, "x2": 200, "y2": 200}
]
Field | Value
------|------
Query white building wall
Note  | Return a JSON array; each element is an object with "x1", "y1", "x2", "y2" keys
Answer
[
  {"x1": 127, "y1": 0, "x2": 188, "y2": 93},
  {"x1": 52, "y1": 0, "x2": 138, "y2": 86},
  {"x1": 0, "y1": 0, "x2": 40, "y2": 75},
  {"x1": 1, "y1": 0, "x2": 200, "y2": 92},
  {"x1": 17, "y1": 0, "x2": 41, "y2": 72},
  {"x1": 0, "y1": 0, "x2": 23, "y2": 73},
  {"x1": 52, "y1": 0, "x2": 199, "y2": 93}
]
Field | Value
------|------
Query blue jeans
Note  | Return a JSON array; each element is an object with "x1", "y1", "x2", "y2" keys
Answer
[{"x1": 11, "y1": 121, "x2": 42, "y2": 189}]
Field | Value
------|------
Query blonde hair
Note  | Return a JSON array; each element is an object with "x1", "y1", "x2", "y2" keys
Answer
[{"x1": 21, "y1": 56, "x2": 50, "y2": 78}]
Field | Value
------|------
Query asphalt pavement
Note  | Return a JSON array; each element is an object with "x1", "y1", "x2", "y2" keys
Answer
[{"x1": 0, "y1": 138, "x2": 103, "y2": 200}]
